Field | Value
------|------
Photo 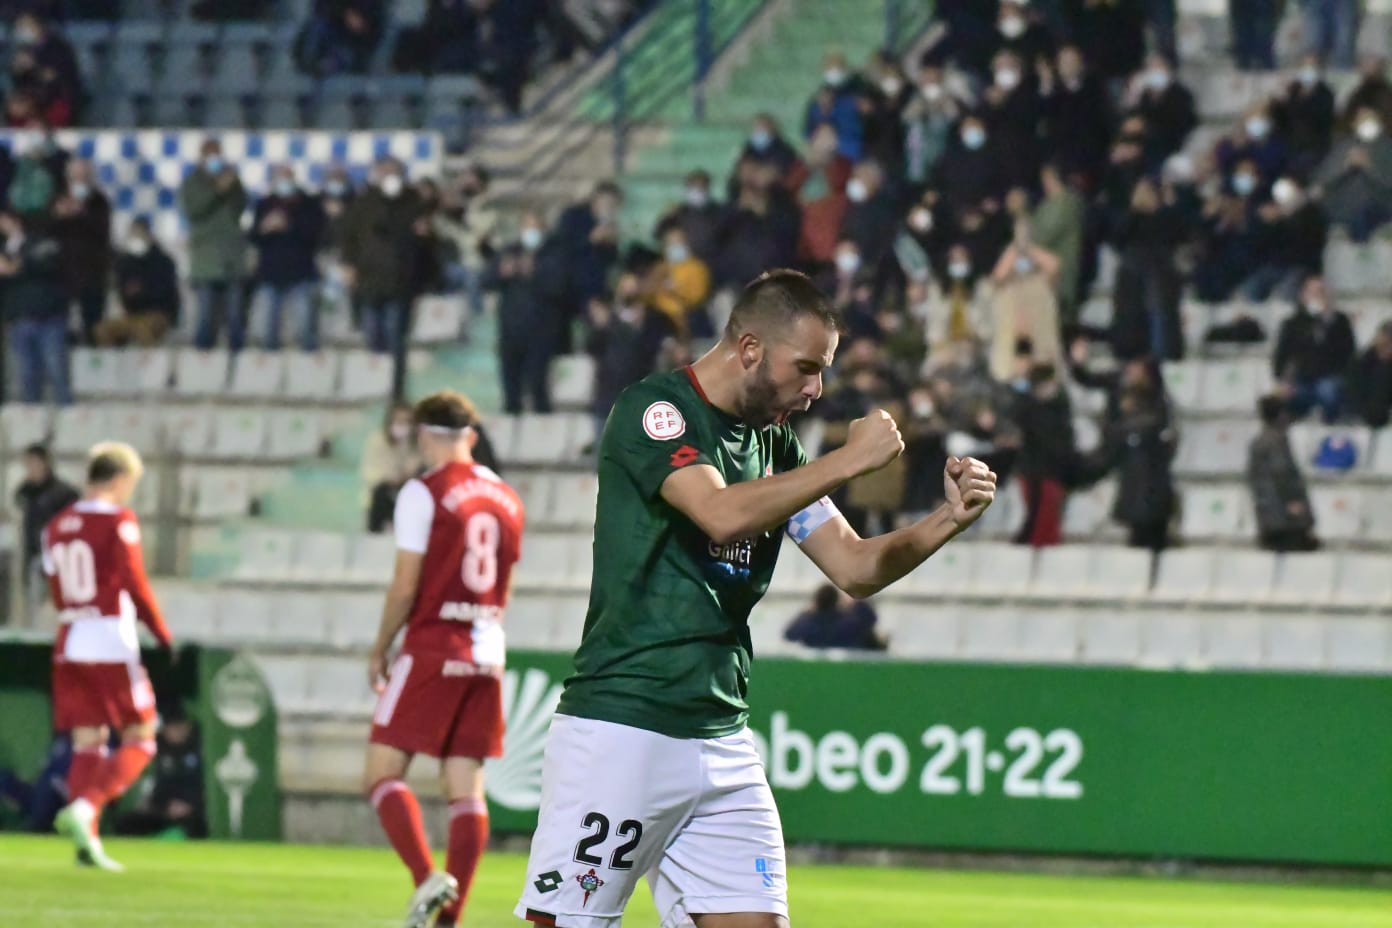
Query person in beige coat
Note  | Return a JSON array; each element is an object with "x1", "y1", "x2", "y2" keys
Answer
[
  {"x1": 360, "y1": 401, "x2": 423, "y2": 533},
  {"x1": 989, "y1": 222, "x2": 1063, "y2": 381}
]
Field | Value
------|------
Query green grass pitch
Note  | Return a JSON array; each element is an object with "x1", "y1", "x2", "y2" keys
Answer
[{"x1": 1, "y1": 835, "x2": 1390, "y2": 927}]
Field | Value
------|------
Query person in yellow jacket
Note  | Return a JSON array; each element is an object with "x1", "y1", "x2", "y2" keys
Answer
[{"x1": 644, "y1": 226, "x2": 712, "y2": 337}]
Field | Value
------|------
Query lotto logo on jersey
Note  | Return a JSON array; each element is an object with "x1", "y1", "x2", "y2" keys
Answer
[{"x1": 642, "y1": 401, "x2": 686, "y2": 440}]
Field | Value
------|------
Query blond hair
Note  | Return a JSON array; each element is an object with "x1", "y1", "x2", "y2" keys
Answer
[{"x1": 87, "y1": 441, "x2": 144, "y2": 484}]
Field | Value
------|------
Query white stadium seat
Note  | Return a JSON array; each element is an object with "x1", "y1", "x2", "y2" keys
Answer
[
  {"x1": 517, "y1": 534, "x2": 581, "y2": 589},
  {"x1": 157, "y1": 583, "x2": 219, "y2": 640},
  {"x1": 1269, "y1": 552, "x2": 1337, "y2": 606},
  {"x1": 254, "y1": 655, "x2": 313, "y2": 715},
  {"x1": 551, "y1": 354, "x2": 596, "y2": 408},
  {"x1": 52, "y1": 405, "x2": 112, "y2": 456},
  {"x1": 1371, "y1": 428, "x2": 1392, "y2": 477},
  {"x1": 346, "y1": 533, "x2": 396, "y2": 585},
  {"x1": 1289, "y1": 424, "x2": 1370, "y2": 476},
  {"x1": 188, "y1": 468, "x2": 252, "y2": 520},
  {"x1": 325, "y1": 592, "x2": 381, "y2": 648},
  {"x1": 1309, "y1": 486, "x2": 1363, "y2": 542},
  {"x1": 509, "y1": 472, "x2": 555, "y2": 527},
  {"x1": 1139, "y1": 612, "x2": 1203, "y2": 670},
  {"x1": 106, "y1": 405, "x2": 164, "y2": 454},
  {"x1": 1179, "y1": 484, "x2": 1248, "y2": 541},
  {"x1": 879, "y1": 601, "x2": 960, "y2": 659},
  {"x1": 165, "y1": 406, "x2": 216, "y2": 458},
  {"x1": 1176, "y1": 421, "x2": 1258, "y2": 476},
  {"x1": 505, "y1": 594, "x2": 561, "y2": 650},
  {"x1": 1197, "y1": 359, "x2": 1267, "y2": 414},
  {"x1": 1090, "y1": 546, "x2": 1153, "y2": 599},
  {"x1": 412, "y1": 294, "x2": 465, "y2": 342},
  {"x1": 1363, "y1": 488, "x2": 1392, "y2": 543},
  {"x1": 1, "y1": 404, "x2": 50, "y2": 448},
  {"x1": 564, "y1": 413, "x2": 598, "y2": 461},
  {"x1": 512, "y1": 413, "x2": 561, "y2": 465},
  {"x1": 1152, "y1": 548, "x2": 1217, "y2": 604},
  {"x1": 228, "y1": 349, "x2": 288, "y2": 399},
  {"x1": 903, "y1": 540, "x2": 973, "y2": 597},
  {"x1": 968, "y1": 542, "x2": 1033, "y2": 598},
  {"x1": 173, "y1": 347, "x2": 230, "y2": 397},
  {"x1": 1029, "y1": 546, "x2": 1090, "y2": 600},
  {"x1": 960, "y1": 606, "x2": 1019, "y2": 661},
  {"x1": 1203, "y1": 613, "x2": 1264, "y2": 669},
  {"x1": 211, "y1": 409, "x2": 269, "y2": 459},
  {"x1": 1016, "y1": 609, "x2": 1079, "y2": 662},
  {"x1": 1332, "y1": 554, "x2": 1392, "y2": 609},
  {"x1": 1161, "y1": 360, "x2": 1205, "y2": 411},
  {"x1": 216, "y1": 589, "x2": 279, "y2": 643},
  {"x1": 236, "y1": 528, "x2": 296, "y2": 582},
  {"x1": 267, "y1": 409, "x2": 323, "y2": 460},
  {"x1": 291, "y1": 531, "x2": 350, "y2": 582},
  {"x1": 1262, "y1": 616, "x2": 1326, "y2": 671},
  {"x1": 307, "y1": 657, "x2": 376, "y2": 716},
  {"x1": 1209, "y1": 549, "x2": 1276, "y2": 605},
  {"x1": 1079, "y1": 611, "x2": 1142, "y2": 664},
  {"x1": 269, "y1": 590, "x2": 332, "y2": 644},
  {"x1": 1325, "y1": 618, "x2": 1392, "y2": 673},
  {"x1": 71, "y1": 347, "x2": 124, "y2": 396},
  {"x1": 130, "y1": 347, "x2": 174, "y2": 394},
  {"x1": 549, "y1": 472, "x2": 599, "y2": 528},
  {"x1": 284, "y1": 350, "x2": 341, "y2": 400},
  {"x1": 338, "y1": 350, "x2": 393, "y2": 401}
]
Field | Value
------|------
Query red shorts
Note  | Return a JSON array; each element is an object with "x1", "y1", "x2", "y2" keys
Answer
[
  {"x1": 369, "y1": 651, "x2": 505, "y2": 760},
  {"x1": 52, "y1": 660, "x2": 157, "y2": 732}
]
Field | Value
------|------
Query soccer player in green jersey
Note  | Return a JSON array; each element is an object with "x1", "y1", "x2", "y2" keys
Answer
[{"x1": 516, "y1": 269, "x2": 997, "y2": 928}]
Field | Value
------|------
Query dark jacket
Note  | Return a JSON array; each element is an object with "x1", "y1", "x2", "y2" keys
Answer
[
  {"x1": 14, "y1": 474, "x2": 79, "y2": 565},
  {"x1": 586, "y1": 305, "x2": 676, "y2": 417},
  {"x1": 339, "y1": 187, "x2": 427, "y2": 304},
  {"x1": 1132, "y1": 83, "x2": 1198, "y2": 161},
  {"x1": 2, "y1": 229, "x2": 65, "y2": 321},
  {"x1": 251, "y1": 190, "x2": 326, "y2": 286},
  {"x1": 1043, "y1": 74, "x2": 1113, "y2": 182},
  {"x1": 1273, "y1": 306, "x2": 1355, "y2": 382},
  {"x1": 53, "y1": 189, "x2": 111, "y2": 295},
  {"x1": 486, "y1": 242, "x2": 569, "y2": 343},
  {"x1": 1247, "y1": 426, "x2": 1314, "y2": 535},
  {"x1": 1013, "y1": 387, "x2": 1077, "y2": 483},
  {"x1": 115, "y1": 244, "x2": 181, "y2": 321},
  {"x1": 840, "y1": 191, "x2": 900, "y2": 272},
  {"x1": 554, "y1": 201, "x2": 619, "y2": 318},
  {"x1": 784, "y1": 602, "x2": 882, "y2": 650},
  {"x1": 655, "y1": 201, "x2": 728, "y2": 267},
  {"x1": 1350, "y1": 347, "x2": 1392, "y2": 429},
  {"x1": 932, "y1": 138, "x2": 1010, "y2": 214},
  {"x1": 179, "y1": 167, "x2": 248, "y2": 283},
  {"x1": 1097, "y1": 402, "x2": 1176, "y2": 528},
  {"x1": 1273, "y1": 80, "x2": 1335, "y2": 168},
  {"x1": 1111, "y1": 207, "x2": 1187, "y2": 361},
  {"x1": 1261, "y1": 201, "x2": 1327, "y2": 273}
]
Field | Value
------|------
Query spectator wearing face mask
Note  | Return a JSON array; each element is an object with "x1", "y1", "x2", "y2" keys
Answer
[
  {"x1": 251, "y1": 164, "x2": 326, "y2": 352},
  {"x1": 554, "y1": 180, "x2": 623, "y2": 349},
  {"x1": 739, "y1": 114, "x2": 803, "y2": 189},
  {"x1": 1217, "y1": 105, "x2": 1287, "y2": 193},
  {"x1": 0, "y1": 209, "x2": 68, "y2": 404},
  {"x1": 587, "y1": 272, "x2": 677, "y2": 441},
  {"x1": 1089, "y1": 377, "x2": 1177, "y2": 551},
  {"x1": 50, "y1": 158, "x2": 110, "y2": 344},
  {"x1": 1342, "y1": 55, "x2": 1392, "y2": 132},
  {"x1": 1271, "y1": 55, "x2": 1337, "y2": 180},
  {"x1": 820, "y1": 360, "x2": 909, "y2": 535},
  {"x1": 339, "y1": 157, "x2": 427, "y2": 355},
  {"x1": 1030, "y1": 164, "x2": 1085, "y2": 323},
  {"x1": 1040, "y1": 44, "x2": 1113, "y2": 188},
  {"x1": 7, "y1": 131, "x2": 55, "y2": 217},
  {"x1": 1230, "y1": 0, "x2": 1279, "y2": 71},
  {"x1": 838, "y1": 159, "x2": 898, "y2": 275},
  {"x1": 1111, "y1": 177, "x2": 1187, "y2": 361},
  {"x1": 1313, "y1": 107, "x2": 1392, "y2": 241},
  {"x1": 1193, "y1": 159, "x2": 1269, "y2": 304},
  {"x1": 655, "y1": 170, "x2": 726, "y2": 268},
  {"x1": 1273, "y1": 274, "x2": 1354, "y2": 423},
  {"x1": 8, "y1": 13, "x2": 80, "y2": 127},
  {"x1": 180, "y1": 139, "x2": 248, "y2": 353},
  {"x1": 97, "y1": 218, "x2": 179, "y2": 348},
  {"x1": 429, "y1": 163, "x2": 497, "y2": 317},
  {"x1": 858, "y1": 61, "x2": 910, "y2": 178},
  {"x1": 824, "y1": 240, "x2": 880, "y2": 341},
  {"x1": 892, "y1": 194, "x2": 949, "y2": 280},
  {"x1": 1126, "y1": 53, "x2": 1196, "y2": 163},
  {"x1": 804, "y1": 51, "x2": 864, "y2": 161},
  {"x1": 902, "y1": 64, "x2": 970, "y2": 188},
  {"x1": 794, "y1": 125, "x2": 854, "y2": 266},
  {"x1": 361, "y1": 401, "x2": 423, "y2": 533},
  {"x1": 1099, "y1": 115, "x2": 1153, "y2": 236},
  {"x1": 319, "y1": 163, "x2": 356, "y2": 243},
  {"x1": 1349, "y1": 321, "x2": 1392, "y2": 429},
  {"x1": 1243, "y1": 176, "x2": 1328, "y2": 302},
  {"x1": 487, "y1": 211, "x2": 567, "y2": 414},
  {"x1": 1012, "y1": 362, "x2": 1076, "y2": 547},
  {"x1": 933, "y1": 115, "x2": 1009, "y2": 215},
  {"x1": 989, "y1": 223, "x2": 1062, "y2": 381},
  {"x1": 994, "y1": 0, "x2": 1054, "y2": 73},
  {"x1": 982, "y1": 49, "x2": 1042, "y2": 191},
  {"x1": 916, "y1": 243, "x2": 993, "y2": 370},
  {"x1": 717, "y1": 160, "x2": 800, "y2": 288},
  {"x1": 643, "y1": 226, "x2": 711, "y2": 338}
]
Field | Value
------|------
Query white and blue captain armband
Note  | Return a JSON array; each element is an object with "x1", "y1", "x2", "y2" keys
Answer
[{"x1": 786, "y1": 496, "x2": 841, "y2": 544}]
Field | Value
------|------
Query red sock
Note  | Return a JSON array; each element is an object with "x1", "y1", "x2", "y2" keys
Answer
[
  {"x1": 370, "y1": 778, "x2": 434, "y2": 887},
  {"x1": 438, "y1": 796, "x2": 489, "y2": 926},
  {"x1": 83, "y1": 739, "x2": 156, "y2": 808},
  {"x1": 67, "y1": 745, "x2": 107, "y2": 833}
]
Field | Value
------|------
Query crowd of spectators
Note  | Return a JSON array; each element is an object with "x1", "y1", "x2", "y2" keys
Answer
[{"x1": 490, "y1": 4, "x2": 1392, "y2": 556}]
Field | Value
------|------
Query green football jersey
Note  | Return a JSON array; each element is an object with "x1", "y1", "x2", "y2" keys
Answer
[{"x1": 557, "y1": 367, "x2": 814, "y2": 739}]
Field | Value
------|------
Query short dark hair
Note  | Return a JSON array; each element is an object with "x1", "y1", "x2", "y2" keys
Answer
[
  {"x1": 724, "y1": 269, "x2": 839, "y2": 340},
  {"x1": 1258, "y1": 394, "x2": 1288, "y2": 425},
  {"x1": 414, "y1": 390, "x2": 480, "y2": 431},
  {"x1": 593, "y1": 180, "x2": 622, "y2": 200},
  {"x1": 813, "y1": 584, "x2": 839, "y2": 612},
  {"x1": 685, "y1": 169, "x2": 710, "y2": 187},
  {"x1": 23, "y1": 443, "x2": 50, "y2": 463}
]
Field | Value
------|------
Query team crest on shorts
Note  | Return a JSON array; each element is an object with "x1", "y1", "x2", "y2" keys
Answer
[{"x1": 576, "y1": 868, "x2": 605, "y2": 907}]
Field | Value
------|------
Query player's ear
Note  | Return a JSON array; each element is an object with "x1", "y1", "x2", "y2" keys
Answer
[
  {"x1": 737, "y1": 332, "x2": 762, "y2": 370},
  {"x1": 464, "y1": 426, "x2": 479, "y2": 451}
]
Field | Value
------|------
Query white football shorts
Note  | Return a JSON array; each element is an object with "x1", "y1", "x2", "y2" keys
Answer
[{"x1": 515, "y1": 713, "x2": 788, "y2": 928}]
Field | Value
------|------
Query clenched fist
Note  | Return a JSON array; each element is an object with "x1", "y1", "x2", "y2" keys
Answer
[
  {"x1": 845, "y1": 409, "x2": 905, "y2": 476},
  {"x1": 944, "y1": 456, "x2": 997, "y2": 528}
]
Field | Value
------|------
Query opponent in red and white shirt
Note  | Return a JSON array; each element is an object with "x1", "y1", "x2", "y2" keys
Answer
[
  {"x1": 364, "y1": 390, "x2": 525, "y2": 928},
  {"x1": 46, "y1": 442, "x2": 172, "y2": 872}
]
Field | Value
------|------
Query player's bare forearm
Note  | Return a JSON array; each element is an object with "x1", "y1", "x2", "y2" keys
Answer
[
  {"x1": 662, "y1": 450, "x2": 859, "y2": 545},
  {"x1": 371, "y1": 591, "x2": 413, "y2": 657},
  {"x1": 845, "y1": 504, "x2": 963, "y2": 597}
]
